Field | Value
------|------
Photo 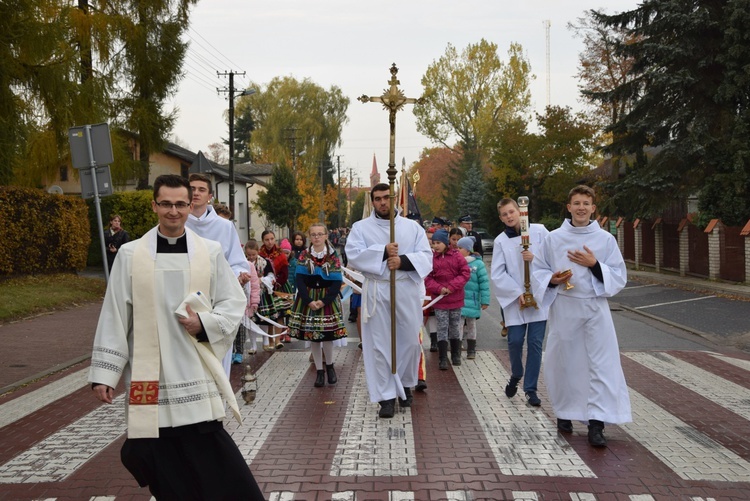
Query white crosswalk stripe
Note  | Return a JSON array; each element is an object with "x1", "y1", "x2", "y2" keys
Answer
[
  {"x1": 225, "y1": 351, "x2": 311, "y2": 463},
  {"x1": 0, "y1": 368, "x2": 88, "y2": 428},
  {"x1": 622, "y1": 389, "x2": 750, "y2": 482},
  {"x1": 0, "y1": 393, "x2": 125, "y2": 483},
  {"x1": 331, "y1": 362, "x2": 417, "y2": 476},
  {"x1": 626, "y1": 352, "x2": 750, "y2": 420},
  {"x1": 710, "y1": 352, "x2": 750, "y2": 372},
  {"x1": 454, "y1": 352, "x2": 595, "y2": 477}
]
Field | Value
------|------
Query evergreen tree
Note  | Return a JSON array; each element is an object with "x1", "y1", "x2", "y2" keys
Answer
[
  {"x1": 255, "y1": 164, "x2": 303, "y2": 231},
  {"x1": 456, "y1": 166, "x2": 486, "y2": 221},
  {"x1": 590, "y1": 1, "x2": 750, "y2": 225}
]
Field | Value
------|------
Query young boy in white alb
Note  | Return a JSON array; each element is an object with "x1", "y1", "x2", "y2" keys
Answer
[
  {"x1": 491, "y1": 198, "x2": 550, "y2": 407},
  {"x1": 536, "y1": 185, "x2": 632, "y2": 447}
]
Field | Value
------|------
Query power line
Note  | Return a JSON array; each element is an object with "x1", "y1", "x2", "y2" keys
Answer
[{"x1": 186, "y1": 26, "x2": 244, "y2": 72}]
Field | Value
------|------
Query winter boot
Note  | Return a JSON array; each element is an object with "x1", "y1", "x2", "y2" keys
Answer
[
  {"x1": 314, "y1": 370, "x2": 325, "y2": 388},
  {"x1": 326, "y1": 364, "x2": 337, "y2": 385},
  {"x1": 588, "y1": 420, "x2": 607, "y2": 447},
  {"x1": 429, "y1": 333, "x2": 438, "y2": 352},
  {"x1": 438, "y1": 340, "x2": 449, "y2": 370},
  {"x1": 450, "y1": 339, "x2": 462, "y2": 366},
  {"x1": 398, "y1": 387, "x2": 413, "y2": 408},
  {"x1": 466, "y1": 339, "x2": 477, "y2": 359},
  {"x1": 378, "y1": 399, "x2": 396, "y2": 418}
]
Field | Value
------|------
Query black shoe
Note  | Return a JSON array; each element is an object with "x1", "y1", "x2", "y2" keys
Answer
[
  {"x1": 326, "y1": 364, "x2": 337, "y2": 385},
  {"x1": 466, "y1": 339, "x2": 476, "y2": 359},
  {"x1": 378, "y1": 399, "x2": 396, "y2": 418},
  {"x1": 505, "y1": 377, "x2": 520, "y2": 398},
  {"x1": 438, "y1": 340, "x2": 449, "y2": 370},
  {"x1": 415, "y1": 379, "x2": 427, "y2": 392},
  {"x1": 429, "y1": 333, "x2": 438, "y2": 352},
  {"x1": 525, "y1": 391, "x2": 541, "y2": 406},
  {"x1": 314, "y1": 370, "x2": 325, "y2": 388},
  {"x1": 449, "y1": 339, "x2": 461, "y2": 366},
  {"x1": 398, "y1": 387, "x2": 413, "y2": 408},
  {"x1": 557, "y1": 419, "x2": 573, "y2": 433},
  {"x1": 588, "y1": 420, "x2": 607, "y2": 447}
]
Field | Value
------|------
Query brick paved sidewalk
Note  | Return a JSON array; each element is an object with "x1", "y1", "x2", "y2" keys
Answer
[{"x1": 0, "y1": 301, "x2": 103, "y2": 394}]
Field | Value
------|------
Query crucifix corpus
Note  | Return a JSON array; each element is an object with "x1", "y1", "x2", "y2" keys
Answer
[{"x1": 358, "y1": 63, "x2": 424, "y2": 374}]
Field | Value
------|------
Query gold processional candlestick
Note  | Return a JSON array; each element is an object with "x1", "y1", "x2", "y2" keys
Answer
[{"x1": 518, "y1": 196, "x2": 538, "y2": 310}]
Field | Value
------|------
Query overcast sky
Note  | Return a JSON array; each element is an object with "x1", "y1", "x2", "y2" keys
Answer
[{"x1": 168, "y1": 0, "x2": 639, "y2": 187}]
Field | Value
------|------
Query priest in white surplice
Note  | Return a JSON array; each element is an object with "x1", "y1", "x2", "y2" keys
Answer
[
  {"x1": 535, "y1": 185, "x2": 632, "y2": 447},
  {"x1": 88, "y1": 175, "x2": 263, "y2": 500},
  {"x1": 345, "y1": 183, "x2": 433, "y2": 418}
]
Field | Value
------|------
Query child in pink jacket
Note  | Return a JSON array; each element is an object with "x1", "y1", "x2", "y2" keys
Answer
[
  {"x1": 424, "y1": 229, "x2": 470, "y2": 370},
  {"x1": 241, "y1": 256, "x2": 261, "y2": 356}
]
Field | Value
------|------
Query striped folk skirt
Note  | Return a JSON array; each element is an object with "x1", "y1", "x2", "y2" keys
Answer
[{"x1": 288, "y1": 287, "x2": 347, "y2": 342}]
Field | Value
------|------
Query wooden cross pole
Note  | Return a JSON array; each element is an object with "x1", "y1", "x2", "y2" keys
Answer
[{"x1": 358, "y1": 63, "x2": 424, "y2": 374}]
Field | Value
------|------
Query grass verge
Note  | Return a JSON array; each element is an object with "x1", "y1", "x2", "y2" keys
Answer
[{"x1": 0, "y1": 273, "x2": 106, "y2": 323}]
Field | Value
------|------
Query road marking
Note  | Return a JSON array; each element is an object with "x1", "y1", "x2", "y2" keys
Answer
[
  {"x1": 623, "y1": 284, "x2": 658, "y2": 290},
  {"x1": 626, "y1": 352, "x2": 750, "y2": 421},
  {"x1": 633, "y1": 296, "x2": 715, "y2": 310},
  {"x1": 622, "y1": 389, "x2": 750, "y2": 482},
  {"x1": 710, "y1": 353, "x2": 750, "y2": 372},
  {"x1": 224, "y1": 351, "x2": 310, "y2": 463},
  {"x1": 0, "y1": 394, "x2": 125, "y2": 483},
  {"x1": 331, "y1": 362, "x2": 417, "y2": 477},
  {"x1": 0, "y1": 368, "x2": 88, "y2": 428},
  {"x1": 454, "y1": 352, "x2": 595, "y2": 478}
]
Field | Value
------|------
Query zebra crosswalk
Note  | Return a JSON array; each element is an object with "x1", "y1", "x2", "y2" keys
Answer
[{"x1": 2, "y1": 348, "x2": 749, "y2": 500}]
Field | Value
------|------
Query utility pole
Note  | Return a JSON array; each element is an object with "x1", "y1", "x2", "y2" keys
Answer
[
  {"x1": 218, "y1": 70, "x2": 249, "y2": 220},
  {"x1": 336, "y1": 156, "x2": 342, "y2": 229},
  {"x1": 544, "y1": 20, "x2": 551, "y2": 108},
  {"x1": 348, "y1": 167, "x2": 353, "y2": 226}
]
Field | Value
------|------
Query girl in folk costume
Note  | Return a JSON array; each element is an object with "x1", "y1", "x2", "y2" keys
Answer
[
  {"x1": 424, "y1": 229, "x2": 471, "y2": 370},
  {"x1": 240, "y1": 252, "x2": 261, "y2": 356},
  {"x1": 245, "y1": 239, "x2": 283, "y2": 352},
  {"x1": 288, "y1": 223, "x2": 347, "y2": 388},
  {"x1": 456, "y1": 236, "x2": 490, "y2": 360},
  {"x1": 260, "y1": 230, "x2": 293, "y2": 343}
]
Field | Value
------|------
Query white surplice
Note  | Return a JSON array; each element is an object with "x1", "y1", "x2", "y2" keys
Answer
[
  {"x1": 490, "y1": 223, "x2": 550, "y2": 326},
  {"x1": 186, "y1": 206, "x2": 250, "y2": 375},
  {"x1": 345, "y1": 211, "x2": 433, "y2": 402},
  {"x1": 536, "y1": 219, "x2": 632, "y2": 424},
  {"x1": 88, "y1": 227, "x2": 246, "y2": 431}
]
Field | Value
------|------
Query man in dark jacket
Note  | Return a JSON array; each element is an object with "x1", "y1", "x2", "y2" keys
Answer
[{"x1": 458, "y1": 215, "x2": 483, "y2": 257}]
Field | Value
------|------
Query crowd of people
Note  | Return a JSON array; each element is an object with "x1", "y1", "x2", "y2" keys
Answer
[{"x1": 88, "y1": 176, "x2": 631, "y2": 499}]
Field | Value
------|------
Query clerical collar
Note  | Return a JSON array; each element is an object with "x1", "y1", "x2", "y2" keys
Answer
[
  {"x1": 156, "y1": 229, "x2": 187, "y2": 253},
  {"x1": 569, "y1": 219, "x2": 594, "y2": 228}
]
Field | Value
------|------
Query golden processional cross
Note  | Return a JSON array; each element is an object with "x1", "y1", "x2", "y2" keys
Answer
[{"x1": 358, "y1": 63, "x2": 424, "y2": 374}]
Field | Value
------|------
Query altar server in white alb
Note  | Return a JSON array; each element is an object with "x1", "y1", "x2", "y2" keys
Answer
[
  {"x1": 536, "y1": 185, "x2": 631, "y2": 447},
  {"x1": 491, "y1": 198, "x2": 550, "y2": 407},
  {"x1": 345, "y1": 183, "x2": 433, "y2": 418},
  {"x1": 88, "y1": 175, "x2": 263, "y2": 499},
  {"x1": 186, "y1": 173, "x2": 252, "y2": 372}
]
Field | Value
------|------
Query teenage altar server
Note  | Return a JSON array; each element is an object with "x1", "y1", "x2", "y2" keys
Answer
[{"x1": 536, "y1": 185, "x2": 632, "y2": 447}]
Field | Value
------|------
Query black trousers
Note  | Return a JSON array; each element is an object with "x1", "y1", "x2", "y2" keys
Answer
[{"x1": 121, "y1": 420, "x2": 264, "y2": 500}]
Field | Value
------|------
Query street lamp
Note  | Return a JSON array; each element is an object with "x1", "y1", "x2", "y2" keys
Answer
[{"x1": 228, "y1": 86, "x2": 256, "y2": 219}]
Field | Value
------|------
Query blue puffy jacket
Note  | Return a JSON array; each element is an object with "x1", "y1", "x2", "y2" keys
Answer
[{"x1": 461, "y1": 255, "x2": 490, "y2": 319}]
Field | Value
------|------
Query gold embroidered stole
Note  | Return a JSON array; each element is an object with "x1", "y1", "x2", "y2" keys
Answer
[{"x1": 129, "y1": 228, "x2": 240, "y2": 439}]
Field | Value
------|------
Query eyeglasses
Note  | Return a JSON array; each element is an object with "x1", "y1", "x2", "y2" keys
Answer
[
  {"x1": 155, "y1": 201, "x2": 191, "y2": 210},
  {"x1": 309, "y1": 233, "x2": 326, "y2": 238}
]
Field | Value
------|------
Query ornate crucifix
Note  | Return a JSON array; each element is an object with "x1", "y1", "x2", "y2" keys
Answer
[{"x1": 358, "y1": 63, "x2": 424, "y2": 374}]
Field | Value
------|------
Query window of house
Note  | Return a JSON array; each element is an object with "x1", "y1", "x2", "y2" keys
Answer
[{"x1": 60, "y1": 165, "x2": 68, "y2": 181}]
